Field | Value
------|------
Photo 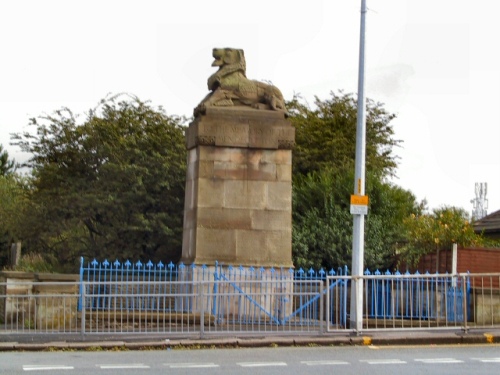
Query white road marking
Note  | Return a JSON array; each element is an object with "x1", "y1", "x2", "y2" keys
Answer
[
  {"x1": 301, "y1": 360, "x2": 350, "y2": 365},
  {"x1": 237, "y1": 362, "x2": 287, "y2": 367},
  {"x1": 97, "y1": 364, "x2": 150, "y2": 369},
  {"x1": 23, "y1": 365, "x2": 74, "y2": 371},
  {"x1": 415, "y1": 358, "x2": 463, "y2": 364},
  {"x1": 361, "y1": 359, "x2": 407, "y2": 365},
  {"x1": 472, "y1": 358, "x2": 500, "y2": 363},
  {"x1": 166, "y1": 363, "x2": 219, "y2": 368}
]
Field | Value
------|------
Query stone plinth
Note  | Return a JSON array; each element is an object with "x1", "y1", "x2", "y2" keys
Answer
[{"x1": 181, "y1": 107, "x2": 294, "y2": 267}]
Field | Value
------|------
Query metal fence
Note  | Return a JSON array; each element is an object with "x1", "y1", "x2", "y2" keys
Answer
[
  {"x1": 74, "y1": 258, "x2": 347, "y2": 336},
  {"x1": 1, "y1": 259, "x2": 500, "y2": 337},
  {"x1": 1, "y1": 279, "x2": 329, "y2": 336},
  {"x1": 1, "y1": 281, "x2": 80, "y2": 334},
  {"x1": 326, "y1": 272, "x2": 475, "y2": 332}
]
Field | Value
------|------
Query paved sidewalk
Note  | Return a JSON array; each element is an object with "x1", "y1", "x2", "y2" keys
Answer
[{"x1": 1, "y1": 329, "x2": 499, "y2": 351}]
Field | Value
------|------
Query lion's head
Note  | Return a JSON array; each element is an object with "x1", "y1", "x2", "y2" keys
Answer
[{"x1": 212, "y1": 48, "x2": 246, "y2": 73}]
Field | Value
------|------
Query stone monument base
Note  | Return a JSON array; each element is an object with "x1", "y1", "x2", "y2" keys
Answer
[{"x1": 181, "y1": 107, "x2": 294, "y2": 267}]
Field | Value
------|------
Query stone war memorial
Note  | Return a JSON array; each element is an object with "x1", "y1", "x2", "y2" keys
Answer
[{"x1": 181, "y1": 48, "x2": 295, "y2": 268}]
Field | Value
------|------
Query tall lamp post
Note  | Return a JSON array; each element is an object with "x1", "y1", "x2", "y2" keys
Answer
[{"x1": 350, "y1": 0, "x2": 368, "y2": 333}]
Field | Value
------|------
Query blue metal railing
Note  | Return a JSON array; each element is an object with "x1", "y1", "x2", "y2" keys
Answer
[
  {"x1": 79, "y1": 257, "x2": 209, "y2": 312},
  {"x1": 79, "y1": 258, "x2": 469, "y2": 325},
  {"x1": 79, "y1": 258, "x2": 349, "y2": 326},
  {"x1": 363, "y1": 269, "x2": 470, "y2": 323}
]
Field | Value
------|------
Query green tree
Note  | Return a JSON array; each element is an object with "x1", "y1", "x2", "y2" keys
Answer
[
  {"x1": 0, "y1": 174, "x2": 31, "y2": 268},
  {"x1": 364, "y1": 177, "x2": 424, "y2": 269},
  {"x1": 288, "y1": 91, "x2": 400, "y2": 179},
  {"x1": 0, "y1": 145, "x2": 18, "y2": 266},
  {"x1": 0, "y1": 144, "x2": 16, "y2": 176},
  {"x1": 288, "y1": 91, "x2": 422, "y2": 271},
  {"x1": 292, "y1": 167, "x2": 421, "y2": 271},
  {"x1": 292, "y1": 168, "x2": 352, "y2": 270},
  {"x1": 399, "y1": 206, "x2": 492, "y2": 267},
  {"x1": 11, "y1": 94, "x2": 187, "y2": 270}
]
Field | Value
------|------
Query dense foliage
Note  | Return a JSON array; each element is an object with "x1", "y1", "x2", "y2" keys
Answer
[
  {"x1": 10, "y1": 95, "x2": 187, "y2": 271},
  {"x1": 0, "y1": 176, "x2": 27, "y2": 268},
  {"x1": 0, "y1": 146, "x2": 24, "y2": 267},
  {"x1": 0, "y1": 144, "x2": 16, "y2": 176},
  {"x1": 292, "y1": 167, "x2": 423, "y2": 270},
  {"x1": 289, "y1": 92, "x2": 422, "y2": 271},
  {"x1": 289, "y1": 92, "x2": 400, "y2": 179}
]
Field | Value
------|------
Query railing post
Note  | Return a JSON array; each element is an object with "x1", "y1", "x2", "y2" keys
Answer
[
  {"x1": 199, "y1": 282, "x2": 205, "y2": 339},
  {"x1": 80, "y1": 282, "x2": 86, "y2": 337},
  {"x1": 325, "y1": 277, "x2": 330, "y2": 332},
  {"x1": 211, "y1": 261, "x2": 219, "y2": 317},
  {"x1": 320, "y1": 280, "x2": 324, "y2": 334},
  {"x1": 78, "y1": 257, "x2": 84, "y2": 312},
  {"x1": 343, "y1": 275, "x2": 348, "y2": 327},
  {"x1": 462, "y1": 274, "x2": 468, "y2": 332}
]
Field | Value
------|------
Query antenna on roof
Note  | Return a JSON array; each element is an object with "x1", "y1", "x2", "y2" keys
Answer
[{"x1": 471, "y1": 182, "x2": 488, "y2": 220}]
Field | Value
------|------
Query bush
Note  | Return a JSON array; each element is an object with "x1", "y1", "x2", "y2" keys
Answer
[{"x1": 7, "y1": 253, "x2": 56, "y2": 273}]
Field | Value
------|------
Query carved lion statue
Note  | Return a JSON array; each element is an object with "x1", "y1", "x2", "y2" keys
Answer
[{"x1": 194, "y1": 48, "x2": 287, "y2": 116}]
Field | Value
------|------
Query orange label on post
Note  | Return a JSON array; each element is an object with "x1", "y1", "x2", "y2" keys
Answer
[{"x1": 351, "y1": 195, "x2": 369, "y2": 206}]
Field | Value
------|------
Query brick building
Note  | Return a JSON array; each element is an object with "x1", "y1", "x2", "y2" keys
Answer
[{"x1": 473, "y1": 209, "x2": 500, "y2": 240}]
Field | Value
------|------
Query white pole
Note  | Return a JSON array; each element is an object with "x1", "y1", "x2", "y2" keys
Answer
[
  {"x1": 452, "y1": 243, "x2": 458, "y2": 287},
  {"x1": 350, "y1": 0, "x2": 367, "y2": 333}
]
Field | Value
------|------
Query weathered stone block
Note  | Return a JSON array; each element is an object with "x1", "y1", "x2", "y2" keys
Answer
[
  {"x1": 186, "y1": 160, "x2": 198, "y2": 181},
  {"x1": 246, "y1": 162, "x2": 277, "y2": 181},
  {"x1": 261, "y1": 149, "x2": 292, "y2": 165},
  {"x1": 197, "y1": 178, "x2": 225, "y2": 208},
  {"x1": 183, "y1": 179, "x2": 198, "y2": 211},
  {"x1": 198, "y1": 160, "x2": 215, "y2": 179},
  {"x1": 476, "y1": 294, "x2": 500, "y2": 324},
  {"x1": 195, "y1": 228, "x2": 236, "y2": 263},
  {"x1": 225, "y1": 180, "x2": 267, "y2": 210},
  {"x1": 197, "y1": 207, "x2": 252, "y2": 230},
  {"x1": 234, "y1": 229, "x2": 292, "y2": 267},
  {"x1": 213, "y1": 161, "x2": 247, "y2": 180},
  {"x1": 265, "y1": 230, "x2": 292, "y2": 263},
  {"x1": 199, "y1": 146, "x2": 246, "y2": 163},
  {"x1": 187, "y1": 147, "x2": 199, "y2": 164},
  {"x1": 186, "y1": 107, "x2": 294, "y2": 151},
  {"x1": 251, "y1": 210, "x2": 291, "y2": 231},
  {"x1": 182, "y1": 228, "x2": 196, "y2": 259},
  {"x1": 235, "y1": 230, "x2": 267, "y2": 264},
  {"x1": 267, "y1": 182, "x2": 292, "y2": 211},
  {"x1": 276, "y1": 164, "x2": 292, "y2": 182}
]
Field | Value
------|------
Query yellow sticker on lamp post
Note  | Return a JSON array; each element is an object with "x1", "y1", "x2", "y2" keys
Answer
[
  {"x1": 350, "y1": 195, "x2": 369, "y2": 205},
  {"x1": 350, "y1": 195, "x2": 369, "y2": 215}
]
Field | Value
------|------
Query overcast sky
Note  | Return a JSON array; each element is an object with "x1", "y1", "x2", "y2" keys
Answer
[{"x1": 1, "y1": 0, "x2": 499, "y2": 215}]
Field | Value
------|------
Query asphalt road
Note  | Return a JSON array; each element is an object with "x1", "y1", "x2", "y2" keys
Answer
[{"x1": 2, "y1": 345, "x2": 500, "y2": 374}]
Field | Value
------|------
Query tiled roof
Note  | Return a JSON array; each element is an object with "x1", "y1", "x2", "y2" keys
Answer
[{"x1": 474, "y1": 209, "x2": 500, "y2": 234}]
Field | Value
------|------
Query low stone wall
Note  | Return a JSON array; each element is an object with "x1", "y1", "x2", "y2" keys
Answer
[
  {"x1": 0, "y1": 271, "x2": 79, "y2": 329},
  {"x1": 0, "y1": 271, "x2": 34, "y2": 325},
  {"x1": 474, "y1": 290, "x2": 500, "y2": 325}
]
